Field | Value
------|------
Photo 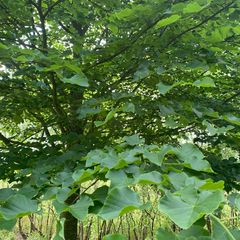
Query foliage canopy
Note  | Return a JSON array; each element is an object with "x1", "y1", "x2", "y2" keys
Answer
[{"x1": 0, "y1": 0, "x2": 240, "y2": 239}]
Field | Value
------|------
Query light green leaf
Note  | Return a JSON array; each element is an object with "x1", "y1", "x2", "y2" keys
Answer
[
  {"x1": 183, "y1": 2, "x2": 202, "y2": 13},
  {"x1": 64, "y1": 62, "x2": 83, "y2": 74},
  {"x1": 108, "y1": 24, "x2": 118, "y2": 35},
  {"x1": 15, "y1": 55, "x2": 29, "y2": 63},
  {"x1": 0, "y1": 43, "x2": 8, "y2": 49},
  {"x1": 199, "y1": 180, "x2": 224, "y2": 190},
  {"x1": 69, "y1": 195, "x2": 94, "y2": 220},
  {"x1": 156, "y1": 15, "x2": 181, "y2": 28},
  {"x1": 94, "y1": 109, "x2": 118, "y2": 127},
  {"x1": 223, "y1": 114, "x2": 240, "y2": 126},
  {"x1": 193, "y1": 77, "x2": 215, "y2": 88},
  {"x1": 99, "y1": 187, "x2": 142, "y2": 220},
  {"x1": 0, "y1": 195, "x2": 38, "y2": 219},
  {"x1": 210, "y1": 214, "x2": 236, "y2": 240},
  {"x1": 53, "y1": 218, "x2": 65, "y2": 240},
  {"x1": 158, "y1": 190, "x2": 224, "y2": 229},
  {"x1": 62, "y1": 73, "x2": 89, "y2": 87}
]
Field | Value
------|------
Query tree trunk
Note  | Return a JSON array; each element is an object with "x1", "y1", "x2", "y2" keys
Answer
[
  {"x1": 63, "y1": 211, "x2": 78, "y2": 240},
  {"x1": 62, "y1": 192, "x2": 79, "y2": 240}
]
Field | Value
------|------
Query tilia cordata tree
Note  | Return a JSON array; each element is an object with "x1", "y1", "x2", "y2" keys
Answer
[{"x1": 0, "y1": 0, "x2": 240, "y2": 239}]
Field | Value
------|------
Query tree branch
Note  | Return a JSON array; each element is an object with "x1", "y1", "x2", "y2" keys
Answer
[
  {"x1": 162, "y1": 1, "x2": 236, "y2": 50},
  {"x1": 44, "y1": 0, "x2": 64, "y2": 18}
]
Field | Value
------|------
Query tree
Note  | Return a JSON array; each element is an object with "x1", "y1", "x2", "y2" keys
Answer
[{"x1": 0, "y1": 0, "x2": 240, "y2": 239}]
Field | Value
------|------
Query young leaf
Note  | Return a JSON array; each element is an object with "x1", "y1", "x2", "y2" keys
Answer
[{"x1": 156, "y1": 15, "x2": 181, "y2": 28}]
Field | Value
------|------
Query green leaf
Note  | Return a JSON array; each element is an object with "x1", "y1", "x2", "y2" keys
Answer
[
  {"x1": 0, "y1": 43, "x2": 8, "y2": 49},
  {"x1": 53, "y1": 200, "x2": 68, "y2": 215},
  {"x1": 156, "y1": 82, "x2": 174, "y2": 95},
  {"x1": 56, "y1": 188, "x2": 71, "y2": 203},
  {"x1": 183, "y1": 2, "x2": 202, "y2": 14},
  {"x1": 176, "y1": 143, "x2": 212, "y2": 172},
  {"x1": 168, "y1": 172, "x2": 205, "y2": 190},
  {"x1": 0, "y1": 188, "x2": 15, "y2": 202},
  {"x1": 108, "y1": 24, "x2": 118, "y2": 35},
  {"x1": 72, "y1": 168, "x2": 98, "y2": 183},
  {"x1": 15, "y1": 55, "x2": 29, "y2": 63},
  {"x1": 103, "y1": 234, "x2": 127, "y2": 240},
  {"x1": 122, "y1": 102, "x2": 135, "y2": 113},
  {"x1": 69, "y1": 195, "x2": 94, "y2": 220},
  {"x1": 0, "y1": 195, "x2": 38, "y2": 219},
  {"x1": 90, "y1": 186, "x2": 109, "y2": 203},
  {"x1": 94, "y1": 109, "x2": 118, "y2": 127},
  {"x1": 106, "y1": 169, "x2": 130, "y2": 187},
  {"x1": 156, "y1": 228, "x2": 178, "y2": 240},
  {"x1": 124, "y1": 134, "x2": 145, "y2": 146},
  {"x1": 223, "y1": 114, "x2": 240, "y2": 126},
  {"x1": 85, "y1": 149, "x2": 118, "y2": 169},
  {"x1": 156, "y1": 15, "x2": 181, "y2": 28},
  {"x1": 134, "y1": 171, "x2": 162, "y2": 184},
  {"x1": 133, "y1": 64, "x2": 149, "y2": 81},
  {"x1": 144, "y1": 145, "x2": 173, "y2": 166},
  {"x1": 53, "y1": 218, "x2": 65, "y2": 240},
  {"x1": 199, "y1": 180, "x2": 224, "y2": 190},
  {"x1": 210, "y1": 214, "x2": 236, "y2": 240},
  {"x1": 158, "y1": 190, "x2": 224, "y2": 229},
  {"x1": 0, "y1": 218, "x2": 16, "y2": 231},
  {"x1": 178, "y1": 225, "x2": 210, "y2": 239},
  {"x1": 62, "y1": 73, "x2": 89, "y2": 87},
  {"x1": 193, "y1": 77, "x2": 215, "y2": 88},
  {"x1": 229, "y1": 193, "x2": 240, "y2": 211},
  {"x1": 99, "y1": 187, "x2": 142, "y2": 220}
]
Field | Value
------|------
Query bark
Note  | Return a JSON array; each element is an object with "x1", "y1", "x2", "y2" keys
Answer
[
  {"x1": 61, "y1": 191, "x2": 79, "y2": 240},
  {"x1": 63, "y1": 211, "x2": 78, "y2": 240}
]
